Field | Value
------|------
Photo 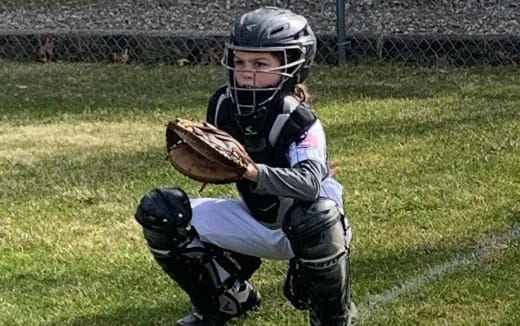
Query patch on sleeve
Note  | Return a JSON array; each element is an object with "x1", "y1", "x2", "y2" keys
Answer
[{"x1": 296, "y1": 132, "x2": 319, "y2": 148}]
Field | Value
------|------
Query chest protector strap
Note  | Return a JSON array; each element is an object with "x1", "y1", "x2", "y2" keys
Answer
[
  {"x1": 211, "y1": 92, "x2": 316, "y2": 161},
  {"x1": 268, "y1": 96, "x2": 317, "y2": 149}
]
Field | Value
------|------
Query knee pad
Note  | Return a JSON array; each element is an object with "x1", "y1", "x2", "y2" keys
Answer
[
  {"x1": 283, "y1": 199, "x2": 351, "y2": 323},
  {"x1": 282, "y1": 199, "x2": 346, "y2": 261},
  {"x1": 135, "y1": 187, "x2": 194, "y2": 249}
]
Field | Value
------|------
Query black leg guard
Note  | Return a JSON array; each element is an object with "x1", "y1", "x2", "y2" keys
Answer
[
  {"x1": 283, "y1": 199, "x2": 353, "y2": 326},
  {"x1": 284, "y1": 257, "x2": 311, "y2": 310},
  {"x1": 143, "y1": 228, "x2": 261, "y2": 317},
  {"x1": 135, "y1": 187, "x2": 262, "y2": 323}
]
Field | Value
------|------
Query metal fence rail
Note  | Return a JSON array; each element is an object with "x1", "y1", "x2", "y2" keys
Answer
[{"x1": 1, "y1": 0, "x2": 519, "y2": 66}]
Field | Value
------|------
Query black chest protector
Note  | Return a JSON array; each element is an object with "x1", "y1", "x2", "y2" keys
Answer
[{"x1": 207, "y1": 87, "x2": 317, "y2": 223}]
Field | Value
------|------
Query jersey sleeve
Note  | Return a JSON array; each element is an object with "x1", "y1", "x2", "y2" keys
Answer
[
  {"x1": 288, "y1": 120, "x2": 328, "y2": 172},
  {"x1": 252, "y1": 120, "x2": 330, "y2": 201}
]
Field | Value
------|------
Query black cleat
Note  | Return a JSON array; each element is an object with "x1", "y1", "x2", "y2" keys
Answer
[{"x1": 176, "y1": 286, "x2": 261, "y2": 326}]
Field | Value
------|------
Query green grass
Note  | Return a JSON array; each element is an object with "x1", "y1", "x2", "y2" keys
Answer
[{"x1": 1, "y1": 61, "x2": 519, "y2": 326}]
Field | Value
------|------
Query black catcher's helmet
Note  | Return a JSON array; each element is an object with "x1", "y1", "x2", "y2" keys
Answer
[{"x1": 222, "y1": 7, "x2": 317, "y2": 114}]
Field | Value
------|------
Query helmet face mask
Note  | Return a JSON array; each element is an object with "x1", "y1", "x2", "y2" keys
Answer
[
  {"x1": 222, "y1": 45, "x2": 307, "y2": 114},
  {"x1": 222, "y1": 7, "x2": 316, "y2": 114}
]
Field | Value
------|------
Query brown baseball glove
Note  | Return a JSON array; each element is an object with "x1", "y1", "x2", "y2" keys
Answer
[{"x1": 166, "y1": 118, "x2": 254, "y2": 184}]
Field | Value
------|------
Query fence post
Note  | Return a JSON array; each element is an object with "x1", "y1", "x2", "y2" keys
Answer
[{"x1": 335, "y1": 0, "x2": 347, "y2": 64}]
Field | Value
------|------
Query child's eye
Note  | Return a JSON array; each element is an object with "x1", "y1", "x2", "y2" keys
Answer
[{"x1": 255, "y1": 62, "x2": 267, "y2": 68}]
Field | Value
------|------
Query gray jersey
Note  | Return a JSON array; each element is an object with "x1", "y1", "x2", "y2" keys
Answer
[{"x1": 253, "y1": 120, "x2": 344, "y2": 227}]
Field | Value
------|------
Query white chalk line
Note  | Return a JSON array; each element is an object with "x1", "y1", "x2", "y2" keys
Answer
[{"x1": 357, "y1": 222, "x2": 520, "y2": 322}]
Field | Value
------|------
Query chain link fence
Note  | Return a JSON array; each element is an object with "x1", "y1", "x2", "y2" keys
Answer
[{"x1": 1, "y1": 0, "x2": 519, "y2": 66}]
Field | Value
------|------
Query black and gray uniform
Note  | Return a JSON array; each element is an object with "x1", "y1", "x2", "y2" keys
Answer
[
  {"x1": 136, "y1": 6, "x2": 355, "y2": 325},
  {"x1": 191, "y1": 86, "x2": 352, "y2": 260},
  {"x1": 135, "y1": 86, "x2": 354, "y2": 326}
]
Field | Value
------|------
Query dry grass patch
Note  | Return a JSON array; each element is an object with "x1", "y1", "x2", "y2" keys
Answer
[{"x1": 0, "y1": 121, "x2": 163, "y2": 165}]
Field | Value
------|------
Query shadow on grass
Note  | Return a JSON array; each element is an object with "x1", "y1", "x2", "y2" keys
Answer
[
  {"x1": 314, "y1": 81, "x2": 457, "y2": 103},
  {"x1": 313, "y1": 78, "x2": 520, "y2": 105},
  {"x1": 1, "y1": 63, "x2": 221, "y2": 123},
  {"x1": 5, "y1": 64, "x2": 518, "y2": 123}
]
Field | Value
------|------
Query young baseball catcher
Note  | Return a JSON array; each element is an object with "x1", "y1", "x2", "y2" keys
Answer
[{"x1": 135, "y1": 7, "x2": 355, "y2": 326}]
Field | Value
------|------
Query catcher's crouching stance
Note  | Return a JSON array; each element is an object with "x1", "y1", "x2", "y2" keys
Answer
[{"x1": 135, "y1": 7, "x2": 355, "y2": 326}]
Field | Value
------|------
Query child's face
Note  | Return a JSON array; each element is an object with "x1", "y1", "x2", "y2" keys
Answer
[{"x1": 233, "y1": 51, "x2": 282, "y2": 88}]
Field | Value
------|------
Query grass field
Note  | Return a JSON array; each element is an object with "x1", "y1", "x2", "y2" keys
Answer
[{"x1": 1, "y1": 61, "x2": 519, "y2": 326}]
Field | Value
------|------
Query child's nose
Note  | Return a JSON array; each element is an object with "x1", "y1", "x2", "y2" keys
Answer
[{"x1": 239, "y1": 71, "x2": 255, "y2": 86}]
